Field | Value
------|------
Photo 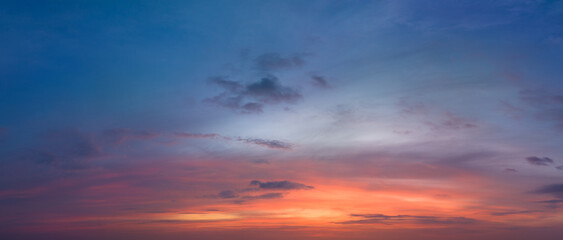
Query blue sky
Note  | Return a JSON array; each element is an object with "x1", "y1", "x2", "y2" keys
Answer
[{"x1": 1, "y1": 1, "x2": 563, "y2": 239}]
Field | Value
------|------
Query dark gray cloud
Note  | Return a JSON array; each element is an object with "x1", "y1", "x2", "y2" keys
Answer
[
  {"x1": 102, "y1": 128, "x2": 159, "y2": 144},
  {"x1": 242, "y1": 192, "x2": 284, "y2": 200},
  {"x1": 23, "y1": 129, "x2": 102, "y2": 169},
  {"x1": 250, "y1": 159, "x2": 270, "y2": 165},
  {"x1": 311, "y1": 75, "x2": 330, "y2": 89},
  {"x1": 254, "y1": 53, "x2": 305, "y2": 72},
  {"x1": 244, "y1": 75, "x2": 302, "y2": 103},
  {"x1": 536, "y1": 199, "x2": 563, "y2": 209},
  {"x1": 202, "y1": 52, "x2": 332, "y2": 114},
  {"x1": 218, "y1": 190, "x2": 238, "y2": 199},
  {"x1": 533, "y1": 184, "x2": 563, "y2": 198},
  {"x1": 526, "y1": 156, "x2": 554, "y2": 166},
  {"x1": 205, "y1": 75, "x2": 301, "y2": 114},
  {"x1": 538, "y1": 199, "x2": 563, "y2": 204},
  {"x1": 336, "y1": 214, "x2": 478, "y2": 225},
  {"x1": 249, "y1": 180, "x2": 314, "y2": 190},
  {"x1": 491, "y1": 210, "x2": 541, "y2": 216},
  {"x1": 214, "y1": 190, "x2": 283, "y2": 202},
  {"x1": 504, "y1": 168, "x2": 518, "y2": 172},
  {"x1": 556, "y1": 166, "x2": 563, "y2": 170},
  {"x1": 239, "y1": 138, "x2": 293, "y2": 150}
]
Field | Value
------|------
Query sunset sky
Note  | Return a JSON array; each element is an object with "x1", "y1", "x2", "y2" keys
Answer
[{"x1": 1, "y1": 1, "x2": 563, "y2": 239}]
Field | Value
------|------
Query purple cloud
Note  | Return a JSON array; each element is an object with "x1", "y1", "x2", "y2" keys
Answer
[
  {"x1": 526, "y1": 156, "x2": 554, "y2": 166},
  {"x1": 249, "y1": 180, "x2": 314, "y2": 190}
]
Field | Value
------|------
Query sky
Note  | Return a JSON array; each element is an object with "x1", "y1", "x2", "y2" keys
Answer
[{"x1": 1, "y1": 0, "x2": 563, "y2": 239}]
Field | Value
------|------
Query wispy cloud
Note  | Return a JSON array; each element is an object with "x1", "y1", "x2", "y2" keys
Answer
[
  {"x1": 525, "y1": 156, "x2": 554, "y2": 166},
  {"x1": 310, "y1": 74, "x2": 330, "y2": 89},
  {"x1": 399, "y1": 100, "x2": 477, "y2": 131},
  {"x1": 102, "y1": 128, "x2": 160, "y2": 144},
  {"x1": 533, "y1": 184, "x2": 563, "y2": 198},
  {"x1": 336, "y1": 214, "x2": 478, "y2": 225},
  {"x1": 491, "y1": 210, "x2": 541, "y2": 216},
  {"x1": 238, "y1": 138, "x2": 293, "y2": 150},
  {"x1": 173, "y1": 131, "x2": 292, "y2": 150},
  {"x1": 22, "y1": 129, "x2": 102, "y2": 170},
  {"x1": 249, "y1": 180, "x2": 314, "y2": 190},
  {"x1": 254, "y1": 53, "x2": 306, "y2": 72},
  {"x1": 242, "y1": 192, "x2": 284, "y2": 200},
  {"x1": 217, "y1": 190, "x2": 238, "y2": 199},
  {"x1": 520, "y1": 89, "x2": 563, "y2": 106},
  {"x1": 174, "y1": 132, "x2": 223, "y2": 139},
  {"x1": 249, "y1": 159, "x2": 270, "y2": 165}
]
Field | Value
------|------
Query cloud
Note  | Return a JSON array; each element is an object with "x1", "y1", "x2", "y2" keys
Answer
[
  {"x1": 239, "y1": 138, "x2": 293, "y2": 150},
  {"x1": 241, "y1": 102, "x2": 263, "y2": 113},
  {"x1": 519, "y1": 89, "x2": 563, "y2": 106},
  {"x1": 22, "y1": 150, "x2": 58, "y2": 165},
  {"x1": 379, "y1": 0, "x2": 537, "y2": 31},
  {"x1": 207, "y1": 76, "x2": 243, "y2": 92},
  {"x1": 399, "y1": 100, "x2": 476, "y2": 130},
  {"x1": 249, "y1": 180, "x2": 314, "y2": 190},
  {"x1": 336, "y1": 214, "x2": 478, "y2": 225},
  {"x1": 205, "y1": 75, "x2": 301, "y2": 113},
  {"x1": 556, "y1": 166, "x2": 563, "y2": 170},
  {"x1": 539, "y1": 109, "x2": 563, "y2": 122},
  {"x1": 519, "y1": 89, "x2": 563, "y2": 130},
  {"x1": 23, "y1": 129, "x2": 102, "y2": 169},
  {"x1": 215, "y1": 190, "x2": 283, "y2": 201},
  {"x1": 250, "y1": 159, "x2": 270, "y2": 165},
  {"x1": 102, "y1": 128, "x2": 159, "y2": 144},
  {"x1": 218, "y1": 190, "x2": 238, "y2": 199},
  {"x1": 538, "y1": 199, "x2": 563, "y2": 204},
  {"x1": 311, "y1": 75, "x2": 330, "y2": 89},
  {"x1": 498, "y1": 100, "x2": 524, "y2": 119},
  {"x1": 203, "y1": 92, "x2": 247, "y2": 112},
  {"x1": 491, "y1": 210, "x2": 541, "y2": 216},
  {"x1": 504, "y1": 168, "x2": 518, "y2": 172},
  {"x1": 254, "y1": 53, "x2": 306, "y2": 72},
  {"x1": 244, "y1": 75, "x2": 302, "y2": 103},
  {"x1": 172, "y1": 131, "x2": 293, "y2": 151},
  {"x1": 242, "y1": 192, "x2": 284, "y2": 200},
  {"x1": 174, "y1": 132, "x2": 222, "y2": 139},
  {"x1": 533, "y1": 184, "x2": 563, "y2": 198},
  {"x1": 202, "y1": 52, "x2": 333, "y2": 114},
  {"x1": 435, "y1": 112, "x2": 477, "y2": 130},
  {"x1": 525, "y1": 156, "x2": 554, "y2": 166},
  {"x1": 398, "y1": 99, "x2": 429, "y2": 115}
]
